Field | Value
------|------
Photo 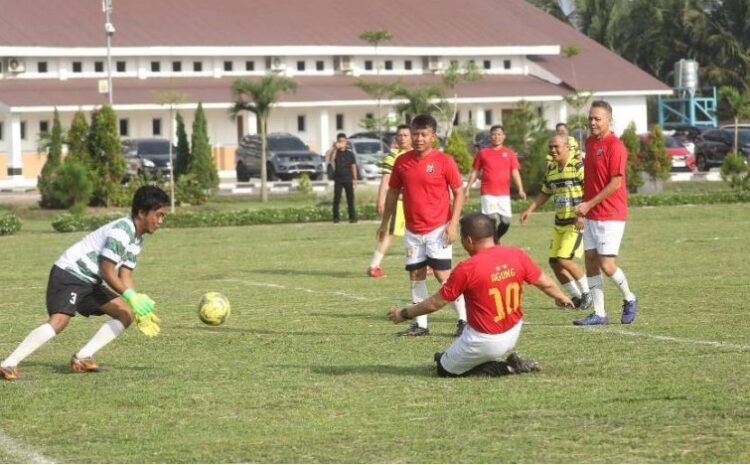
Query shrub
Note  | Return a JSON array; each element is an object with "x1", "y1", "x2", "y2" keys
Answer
[
  {"x1": 41, "y1": 161, "x2": 95, "y2": 210},
  {"x1": 175, "y1": 174, "x2": 209, "y2": 205},
  {"x1": 643, "y1": 125, "x2": 672, "y2": 182},
  {"x1": 0, "y1": 213, "x2": 22, "y2": 235},
  {"x1": 720, "y1": 152, "x2": 750, "y2": 190},
  {"x1": 620, "y1": 122, "x2": 644, "y2": 193},
  {"x1": 445, "y1": 130, "x2": 473, "y2": 174},
  {"x1": 297, "y1": 173, "x2": 313, "y2": 196}
]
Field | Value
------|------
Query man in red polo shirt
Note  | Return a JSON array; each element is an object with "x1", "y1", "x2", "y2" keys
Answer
[
  {"x1": 387, "y1": 213, "x2": 573, "y2": 377},
  {"x1": 465, "y1": 125, "x2": 526, "y2": 242},
  {"x1": 377, "y1": 114, "x2": 467, "y2": 337},
  {"x1": 573, "y1": 100, "x2": 637, "y2": 326}
]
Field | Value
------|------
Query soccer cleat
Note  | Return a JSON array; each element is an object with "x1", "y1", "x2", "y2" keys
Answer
[
  {"x1": 621, "y1": 298, "x2": 637, "y2": 324},
  {"x1": 70, "y1": 355, "x2": 101, "y2": 373},
  {"x1": 454, "y1": 320, "x2": 467, "y2": 337},
  {"x1": 367, "y1": 266, "x2": 385, "y2": 278},
  {"x1": 1, "y1": 366, "x2": 21, "y2": 381},
  {"x1": 506, "y1": 352, "x2": 541, "y2": 374},
  {"x1": 577, "y1": 292, "x2": 593, "y2": 310},
  {"x1": 573, "y1": 313, "x2": 609, "y2": 326},
  {"x1": 398, "y1": 324, "x2": 429, "y2": 337}
]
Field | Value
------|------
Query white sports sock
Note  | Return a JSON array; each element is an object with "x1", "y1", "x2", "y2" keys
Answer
[
  {"x1": 411, "y1": 280, "x2": 429, "y2": 328},
  {"x1": 562, "y1": 281, "x2": 582, "y2": 298},
  {"x1": 610, "y1": 268, "x2": 636, "y2": 302},
  {"x1": 453, "y1": 294, "x2": 467, "y2": 321},
  {"x1": 577, "y1": 276, "x2": 590, "y2": 293},
  {"x1": 588, "y1": 274, "x2": 606, "y2": 317},
  {"x1": 76, "y1": 319, "x2": 125, "y2": 359},
  {"x1": 369, "y1": 251, "x2": 385, "y2": 268},
  {"x1": 1, "y1": 323, "x2": 57, "y2": 368}
]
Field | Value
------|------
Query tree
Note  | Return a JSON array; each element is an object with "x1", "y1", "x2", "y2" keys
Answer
[
  {"x1": 441, "y1": 61, "x2": 482, "y2": 138},
  {"x1": 66, "y1": 110, "x2": 90, "y2": 166},
  {"x1": 174, "y1": 112, "x2": 190, "y2": 178},
  {"x1": 390, "y1": 82, "x2": 446, "y2": 123},
  {"x1": 231, "y1": 76, "x2": 297, "y2": 201},
  {"x1": 189, "y1": 103, "x2": 219, "y2": 191},
  {"x1": 38, "y1": 108, "x2": 65, "y2": 208},
  {"x1": 620, "y1": 122, "x2": 644, "y2": 193},
  {"x1": 643, "y1": 124, "x2": 672, "y2": 186},
  {"x1": 87, "y1": 105, "x2": 125, "y2": 206},
  {"x1": 444, "y1": 130, "x2": 473, "y2": 175},
  {"x1": 504, "y1": 101, "x2": 549, "y2": 195},
  {"x1": 359, "y1": 29, "x2": 393, "y2": 137},
  {"x1": 719, "y1": 86, "x2": 750, "y2": 151},
  {"x1": 155, "y1": 90, "x2": 188, "y2": 212}
]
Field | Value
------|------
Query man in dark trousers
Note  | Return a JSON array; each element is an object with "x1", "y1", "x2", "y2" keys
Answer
[{"x1": 331, "y1": 132, "x2": 358, "y2": 223}]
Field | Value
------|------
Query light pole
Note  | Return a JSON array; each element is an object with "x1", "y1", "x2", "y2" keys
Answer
[{"x1": 102, "y1": 0, "x2": 114, "y2": 105}]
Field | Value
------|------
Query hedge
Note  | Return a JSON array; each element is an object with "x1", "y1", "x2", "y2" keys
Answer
[
  {"x1": 0, "y1": 213, "x2": 22, "y2": 236},
  {"x1": 50, "y1": 190, "x2": 750, "y2": 233}
]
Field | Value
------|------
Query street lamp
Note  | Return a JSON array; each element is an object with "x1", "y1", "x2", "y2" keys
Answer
[{"x1": 102, "y1": 0, "x2": 114, "y2": 105}]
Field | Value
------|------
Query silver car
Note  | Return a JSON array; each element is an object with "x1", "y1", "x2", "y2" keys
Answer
[{"x1": 347, "y1": 138, "x2": 389, "y2": 180}]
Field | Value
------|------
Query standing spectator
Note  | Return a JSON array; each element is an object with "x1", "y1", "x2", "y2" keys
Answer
[
  {"x1": 573, "y1": 100, "x2": 637, "y2": 326},
  {"x1": 387, "y1": 213, "x2": 574, "y2": 377},
  {"x1": 465, "y1": 125, "x2": 526, "y2": 242},
  {"x1": 330, "y1": 133, "x2": 358, "y2": 224},
  {"x1": 368, "y1": 124, "x2": 412, "y2": 278},
  {"x1": 520, "y1": 134, "x2": 591, "y2": 309},
  {"x1": 377, "y1": 114, "x2": 467, "y2": 337}
]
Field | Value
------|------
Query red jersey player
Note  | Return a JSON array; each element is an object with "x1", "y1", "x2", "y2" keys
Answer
[{"x1": 387, "y1": 213, "x2": 573, "y2": 377}]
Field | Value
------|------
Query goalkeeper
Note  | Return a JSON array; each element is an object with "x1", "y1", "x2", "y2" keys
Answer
[{"x1": 1, "y1": 185, "x2": 170, "y2": 381}]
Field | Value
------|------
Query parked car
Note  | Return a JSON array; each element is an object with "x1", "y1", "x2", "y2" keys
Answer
[
  {"x1": 694, "y1": 128, "x2": 750, "y2": 171},
  {"x1": 663, "y1": 124, "x2": 713, "y2": 154},
  {"x1": 121, "y1": 138, "x2": 175, "y2": 181},
  {"x1": 348, "y1": 138, "x2": 389, "y2": 180},
  {"x1": 349, "y1": 131, "x2": 398, "y2": 149},
  {"x1": 235, "y1": 133, "x2": 325, "y2": 182},
  {"x1": 638, "y1": 134, "x2": 696, "y2": 172}
]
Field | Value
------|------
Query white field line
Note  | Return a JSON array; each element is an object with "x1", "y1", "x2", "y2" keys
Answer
[{"x1": 0, "y1": 430, "x2": 55, "y2": 464}]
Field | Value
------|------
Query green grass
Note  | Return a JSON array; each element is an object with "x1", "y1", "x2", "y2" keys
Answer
[{"x1": 1, "y1": 202, "x2": 749, "y2": 463}]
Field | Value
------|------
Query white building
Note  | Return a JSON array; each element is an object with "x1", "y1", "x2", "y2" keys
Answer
[{"x1": 0, "y1": 0, "x2": 670, "y2": 188}]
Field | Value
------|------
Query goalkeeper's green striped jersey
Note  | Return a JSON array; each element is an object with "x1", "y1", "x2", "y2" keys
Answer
[
  {"x1": 54, "y1": 216, "x2": 142, "y2": 284},
  {"x1": 540, "y1": 157, "x2": 584, "y2": 226}
]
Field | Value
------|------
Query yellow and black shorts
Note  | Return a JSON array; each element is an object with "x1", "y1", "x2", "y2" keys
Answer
[{"x1": 549, "y1": 224, "x2": 583, "y2": 259}]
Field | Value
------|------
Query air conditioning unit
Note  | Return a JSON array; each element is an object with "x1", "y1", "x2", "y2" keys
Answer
[
  {"x1": 5, "y1": 58, "x2": 25, "y2": 73},
  {"x1": 269, "y1": 57, "x2": 286, "y2": 72},
  {"x1": 428, "y1": 56, "x2": 444, "y2": 72}
]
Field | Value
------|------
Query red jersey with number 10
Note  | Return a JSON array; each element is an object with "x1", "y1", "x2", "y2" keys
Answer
[
  {"x1": 440, "y1": 246, "x2": 542, "y2": 334},
  {"x1": 389, "y1": 150, "x2": 463, "y2": 234},
  {"x1": 583, "y1": 133, "x2": 628, "y2": 221}
]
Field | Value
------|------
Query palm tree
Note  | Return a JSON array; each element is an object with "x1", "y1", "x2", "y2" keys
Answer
[
  {"x1": 359, "y1": 29, "x2": 393, "y2": 138},
  {"x1": 230, "y1": 76, "x2": 297, "y2": 202},
  {"x1": 390, "y1": 82, "x2": 446, "y2": 124},
  {"x1": 442, "y1": 61, "x2": 482, "y2": 138},
  {"x1": 719, "y1": 86, "x2": 750, "y2": 151}
]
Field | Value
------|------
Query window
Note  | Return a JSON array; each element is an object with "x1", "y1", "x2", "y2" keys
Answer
[
  {"x1": 152, "y1": 118, "x2": 162, "y2": 136},
  {"x1": 37, "y1": 61, "x2": 48, "y2": 73},
  {"x1": 116, "y1": 61, "x2": 126, "y2": 72},
  {"x1": 172, "y1": 61, "x2": 182, "y2": 72},
  {"x1": 483, "y1": 59, "x2": 491, "y2": 70},
  {"x1": 119, "y1": 118, "x2": 129, "y2": 137},
  {"x1": 39, "y1": 121, "x2": 49, "y2": 134},
  {"x1": 193, "y1": 61, "x2": 203, "y2": 72},
  {"x1": 0, "y1": 122, "x2": 3, "y2": 140},
  {"x1": 95, "y1": 61, "x2": 104, "y2": 72},
  {"x1": 315, "y1": 60, "x2": 324, "y2": 71},
  {"x1": 503, "y1": 59, "x2": 511, "y2": 70},
  {"x1": 223, "y1": 61, "x2": 233, "y2": 72},
  {"x1": 366, "y1": 112, "x2": 374, "y2": 120},
  {"x1": 384, "y1": 60, "x2": 393, "y2": 71},
  {"x1": 20, "y1": 121, "x2": 27, "y2": 140},
  {"x1": 484, "y1": 109, "x2": 493, "y2": 125},
  {"x1": 297, "y1": 61, "x2": 306, "y2": 71},
  {"x1": 0, "y1": 61, "x2": 3, "y2": 73},
  {"x1": 297, "y1": 115, "x2": 306, "y2": 132},
  {"x1": 335, "y1": 113, "x2": 344, "y2": 131},
  {"x1": 72, "y1": 61, "x2": 83, "y2": 73},
  {"x1": 151, "y1": 61, "x2": 161, "y2": 72},
  {"x1": 404, "y1": 60, "x2": 412, "y2": 71},
  {"x1": 450, "y1": 59, "x2": 459, "y2": 67},
  {"x1": 364, "y1": 60, "x2": 373, "y2": 71},
  {"x1": 245, "y1": 60, "x2": 255, "y2": 71}
]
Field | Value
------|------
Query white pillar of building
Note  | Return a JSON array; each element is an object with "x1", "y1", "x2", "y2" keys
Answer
[
  {"x1": 7, "y1": 112, "x2": 23, "y2": 179},
  {"x1": 245, "y1": 112, "x2": 258, "y2": 135},
  {"x1": 319, "y1": 109, "x2": 330, "y2": 151},
  {"x1": 558, "y1": 102, "x2": 568, "y2": 126},
  {"x1": 475, "y1": 105, "x2": 485, "y2": 129}
]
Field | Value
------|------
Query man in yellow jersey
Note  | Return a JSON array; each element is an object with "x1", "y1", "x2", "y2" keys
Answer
[
  {"x1": 367, "y1": 124, "x2": 411, "y2": 278},
  {"x1": 520, "y1": 134, "x2": 591, "y2": 309}
]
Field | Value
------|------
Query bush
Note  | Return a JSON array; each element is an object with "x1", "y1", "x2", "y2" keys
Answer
[
  {"x1": 643, "y1": 125, "x2": 672, "y2": 182},
  {"x1": 621, "y1": 122, "x2": 644, "y2": 193},
  {"x1": 39, "y1": 161, "x2": 94, "y2": 211},
  {"x1": 175, "y1": 174, "x2": 209, "y2": 205},
  {"x1": 720, "y1": 152, "x2": 750, "y2": 190},
  {"x1": 444, "y1": 130, "x2": 473, "y2": 174},
  {"x1": 0, "y1": 213, "x2": 22, "y2": 235}
]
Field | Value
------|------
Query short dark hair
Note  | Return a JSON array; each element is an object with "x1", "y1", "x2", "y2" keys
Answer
[
  {"x1": 410, "y1": 114, "x2": 437, "y2": 132},
  {"x1": 131, "y1": 185, "x2": 170, "y2": 217},
  {"x1": 590, "y1": 100, "x2": 613, "y2": 116},
  {"x1": 555, "y1": 122, "x2": 568, "y2": 130},
  {"x1": 336, "y1": 132, "x2": 347, "y2": 140},
  {"x1": 460, "y1": 213, "x2": 495, "y2": 241},
  {"x1": 396, "y1": 124, "x2": 411, "y2": 132},
  {"x1": 489, "y1": 125, "x2": 505, "y2": 133}
]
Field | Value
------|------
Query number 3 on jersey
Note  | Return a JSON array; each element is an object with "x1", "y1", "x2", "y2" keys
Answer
[{"x1": 489, "y1": 282, "x2": 520, "y2": 322}]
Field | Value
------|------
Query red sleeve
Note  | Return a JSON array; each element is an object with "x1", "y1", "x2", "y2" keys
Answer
[
  {"x1": 389, "y1": 157, "x2": 403, "y2": 189},
  {"x1": 510, "y1": 150, "x2": 520, "y2": 170},
  {"x1": 609, "y1": 140, "x2": 627, "y2": 177},
  {"x1": 472, "y1": 150, "x2": 483, "y2": 170},
  {"x1": 440, "y1": 262, "x2": 469, "y2": 302},
  {"x1": 445, "y1": 155, "x2": 463, "y2": 190},
  {"x1": 518, "y1": 249, "x2": 542, "y2": 284}
]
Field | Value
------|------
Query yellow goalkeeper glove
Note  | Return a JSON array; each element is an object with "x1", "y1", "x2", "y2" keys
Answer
[{"x1": 135, "y1": 312, "x2": 161, "y2": 338}]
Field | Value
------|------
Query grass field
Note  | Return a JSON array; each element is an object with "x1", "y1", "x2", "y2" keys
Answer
[{"x1": 1, "y1": 200, "x2": 749, "y2": 463}]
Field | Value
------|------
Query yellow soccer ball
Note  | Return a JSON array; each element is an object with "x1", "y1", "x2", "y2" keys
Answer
[{"x1": 198, "y1": 292, "x2": 231, "y2": 326}]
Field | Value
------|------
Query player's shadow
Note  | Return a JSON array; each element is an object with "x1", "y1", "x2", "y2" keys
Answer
[
  {"x1": 270, "y1": 363, "x2": 434, "y2": 378},
  {"x1": 250, "y1": 268, "x2": 362, "y2": 279},
  {"x1": 23, "y1": 360, "x2": 157, "y2": 375},
  {"x1": 308, "y1": 311, "x2": 384, "y2": 321}
]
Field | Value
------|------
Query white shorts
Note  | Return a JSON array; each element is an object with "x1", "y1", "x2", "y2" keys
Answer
[
  {"x1": 583, "y1": 219, "x2": 626, "y2": 256},
  {"x1": 439, "y1": 321, "x2": 523, "y2": 375},
  {"x1": 481, "y1": 195, "x2": 512, "y2": 218},
  {"x1": 404, "y1": 224, "x2": 453, "y2": 270}
]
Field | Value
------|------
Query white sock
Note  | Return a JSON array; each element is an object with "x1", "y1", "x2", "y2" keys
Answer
[
  {"x1": 610, "y1": 267, "x2": 636, "y2": 301},
  {"x1": 562, "y1": 281, "x2": 582, "y2": 298},
  {"x1": 411, "y1": 280, "x2": 429, "y2": 328},
  {"x1": 370, "y1": 251, "x2": 385, "y2": 268},
  {"x1": 76, "y1": 319, "x2": 125, "y2": 359},
  {"x1": 588, "y1": 274, "x2": 606, "y2": 317},
  {"x1": 1, "y1": 323, "x2": 57, "y2": 368},
  {"x1": 577, "y1": 276, "x2": 590, "y2": 293},
  {"x1": 453, "y1": 294, "x2": 467, "y2": 321}
]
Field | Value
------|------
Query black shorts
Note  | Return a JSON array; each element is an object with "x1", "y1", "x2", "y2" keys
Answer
[{"x1": 46, "y1": 266, "x2": 118, "y2": 317}]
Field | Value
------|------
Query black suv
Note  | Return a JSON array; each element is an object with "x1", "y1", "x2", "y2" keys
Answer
[
  {"x1": 235, "y1": 133, "x2": 325, "y2": 182},
  {"x1": 121, "y1": 138, "x2": 174, "y2": 180},
  {"x1": 694, "y1": 128, "x2": 750, "y2": 171}
]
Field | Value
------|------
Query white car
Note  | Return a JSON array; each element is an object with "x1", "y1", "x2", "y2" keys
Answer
[{"x1": 347, "y1": 138, "x2": 389, "y2": 180}]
